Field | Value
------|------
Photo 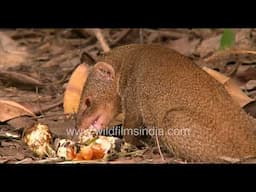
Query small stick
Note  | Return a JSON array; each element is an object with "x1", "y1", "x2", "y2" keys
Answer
[
  {"x1": 35, "y1": 86, "x2": 43, "y2": 116},
  {"x1": 91, "y1": 29, "x2": 110, "y2": 53},
  {"x1": 227, "y1": 61, "x2": 242, "y2": 77},
  {"x1": 110, "y1": 29, "x2": 131, "y2": 46},
  {"x1": 155, "y1": 134, "x2": 165, "y2": 161}
]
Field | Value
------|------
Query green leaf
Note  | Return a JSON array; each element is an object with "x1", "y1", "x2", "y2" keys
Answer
[{"x1": 219, "y1": 29, "x2": 235, "y2": 50}]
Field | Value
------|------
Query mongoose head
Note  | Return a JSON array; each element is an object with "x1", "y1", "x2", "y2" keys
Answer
[{"x1": 77, "y1": 62, "x2": 121, "y2": 130}]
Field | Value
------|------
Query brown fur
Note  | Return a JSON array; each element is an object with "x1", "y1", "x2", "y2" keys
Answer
[{"x1": 77, "y1": 44, "x2": 256, "y2": 162}]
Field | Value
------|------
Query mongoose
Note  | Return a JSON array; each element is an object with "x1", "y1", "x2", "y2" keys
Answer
[{"x1": 77, "y1": 44, "x2": 256, "y2": 162}]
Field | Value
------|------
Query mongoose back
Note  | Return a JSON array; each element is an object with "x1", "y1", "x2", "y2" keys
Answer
[{"x1": 77, "y1": 44, "x2": 256, "y2": 162}]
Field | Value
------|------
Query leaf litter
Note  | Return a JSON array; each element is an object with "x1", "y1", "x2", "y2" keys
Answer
[{"x1": 0, "y1": 29, "x2": 256, "y2": 164}]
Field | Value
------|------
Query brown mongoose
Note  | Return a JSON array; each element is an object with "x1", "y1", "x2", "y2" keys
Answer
[{"x1": 77, "y1": 44, "x2": 256, "y2": 162}]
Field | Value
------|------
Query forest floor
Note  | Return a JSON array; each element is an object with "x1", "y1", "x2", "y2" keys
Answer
[{"x1": 1, "y1": 29, "x2": 256, "y2": 164}]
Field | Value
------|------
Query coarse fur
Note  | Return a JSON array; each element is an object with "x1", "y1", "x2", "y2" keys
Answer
[{"x1": 77, "y1": 44, "x2": 256, "y2": 162}]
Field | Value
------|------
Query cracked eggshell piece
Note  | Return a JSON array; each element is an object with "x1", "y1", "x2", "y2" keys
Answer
[
  {"x1": 76, "y1": 146, "x2": 93, "y2": 160},
  {"x1": 78, "y1": 127, "x2": 99, "y2": 144},
  {"x1": 94, "y1": 136, "x2": 115, "y2": 153},
  {"x1": 23, "y1": 123, "x2": 56, "y2": 157},
  {"x1": 55, "y1": 139, "x2": 76, "y2": 160},
  {"x1": 95, "y1": 136, "x2": 123, "y2": 153}
]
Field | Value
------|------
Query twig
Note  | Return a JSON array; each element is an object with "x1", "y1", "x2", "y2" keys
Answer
[
  {"x1": 155, "y1": 134, "x2": 165, "y2": 161},
  {"x1": 117, "y1": 149, "x2": 147, "y2": 158},
  {"x1": 34, "y1": 100, "x2": 63, "y2": 115},
  {"x1": 91, "y1": 29, "x2": 110, "y2": 53},
  {"x1": 35, "y1": 86, "x2": 43, "y2": 116},
  {"x1": 80, "y1": 50, "x2": 96, "y2": 65},
  {"x1": 36, "y1": 111, "x2": 66, "y2": 120},
  {"x1": 31, "y1": 157, "x2": 63, "y2": 164},
  {"x1": 204, "y1": 49, "x2": 256, "y2": 70},
  {"x1": 110, "y1": 29, "x2": 131, "y2": 46},
  {"x1": 15, "y1": 158, "x2": 35, "y2": 164},
  {"x1": 227, "y1": 61, "x2": 242, "y2": 77},
  {"x1": 139, "y1": 29, "x2": 144, "y2": 44}
]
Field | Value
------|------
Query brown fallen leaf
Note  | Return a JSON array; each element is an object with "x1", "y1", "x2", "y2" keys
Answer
[
  {"x1": 42, "y1": 50, "x2": 80, "y2": 68},
  {"x1": 202, "y1": 66, "x2": 254, "y2": 108},
  {"x1": 196, "y1": 35, "x2": 221, "y2": 58},
  {"x1": 0, "y1": 32, "x2": 28, "y2": 70},
  {"x1": 204, "y1": 49, "x2": 256, "y2": 73},
  {"x1": 63, "y1": 63, "x2": 89, "y2": 115},
  {"x1": 20, "y1": 99, "x2": 63, "y2": 115},
  {"x1": 0, "y1": 100, "x2": 35, "y2": 122},
  {"x1": 243, "y1": 102, "x2": 256, "y2": 118},
  {"x1": 236, "y1": 67, "x2": 256, "y2": 83},
  {"x1": 7, "y1": 116, "x2": 36, "y2": 130},
  {"x1": 0, "y1": 71, "x2": 43, "y2": 88},
  {"x1": 245, "y1": 80, "x2": 256, "y2": 91},
  {"x1": 168, "y1": 36, "x2": 200, "y2": 57},
  {"x1": 6, "y1": 99, "x2": 63, "y2": 130}
]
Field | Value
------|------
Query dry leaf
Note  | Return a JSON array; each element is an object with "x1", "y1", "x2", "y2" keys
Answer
[
  {"x1": 0, "y1": 32, "x2": 28, "y2": 70},
  {"x1": 203, "y1": 67, "x2": 254, "y2": 107},
  {"x1": 243, "y1": 101, "x2": 256, "y2": 118},
  {"x1": 7, "y1": 116, "x2": 35, "y2": 130},
  {"x1": 235, "y1": 29, "x2": 254, "y2": 50},
  {"x1": 168, "y1": 37, "x2": 200, "y2": 56},
  {"x1": 20, "y1": 100, "x2": 63, "y2": 115},
  {"x1": 0, "y1": 71, "x2": 43, "y2": 87},
  {"x1": 203, "y1": 49, "x2": 256, "y2": 73},
  {"x1": 236, "y1": 67, "x2": 256, "y2": 82},
  {"x1": 196, "y1": 35, "x2": 221, "y2": 58},
  {"x1": 245, "y1": 80, "x2": 256, "y2": 90},
  {"x1": 0, "y1": 100, "x2": 35, "y2": 122},
  {"x1": 63, "y1": 63, "x2": 89, "y2": 115}
]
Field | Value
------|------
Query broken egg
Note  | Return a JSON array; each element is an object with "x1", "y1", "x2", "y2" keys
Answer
[
  {"x1": 55, "y1": 138, "x2": 76, "y2": 160},
  {"x1": 78, "y1": 127, "x2": 99, "y2": 145},
  {"x1": 23, "y1": 123, "x2": 56, "y2": 158},
  {"x1": 23, "y1": 123, "x2": 127, "y2": 161},
  {"x1": 77, "y1": 146, "x2": 94, "y2": 160}
]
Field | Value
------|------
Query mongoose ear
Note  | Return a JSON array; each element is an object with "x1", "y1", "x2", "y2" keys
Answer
[
  {"x1": 80, "y1": 51, "x2": 96, "y2": 66},
  {"x1": 94, "y1": 62, "x2": 115, "y2": 81}
]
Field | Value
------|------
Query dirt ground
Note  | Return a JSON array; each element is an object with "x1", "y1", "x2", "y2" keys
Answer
[{"x1": 1, "y1": 29, "x2": 256, "y2": 164}]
